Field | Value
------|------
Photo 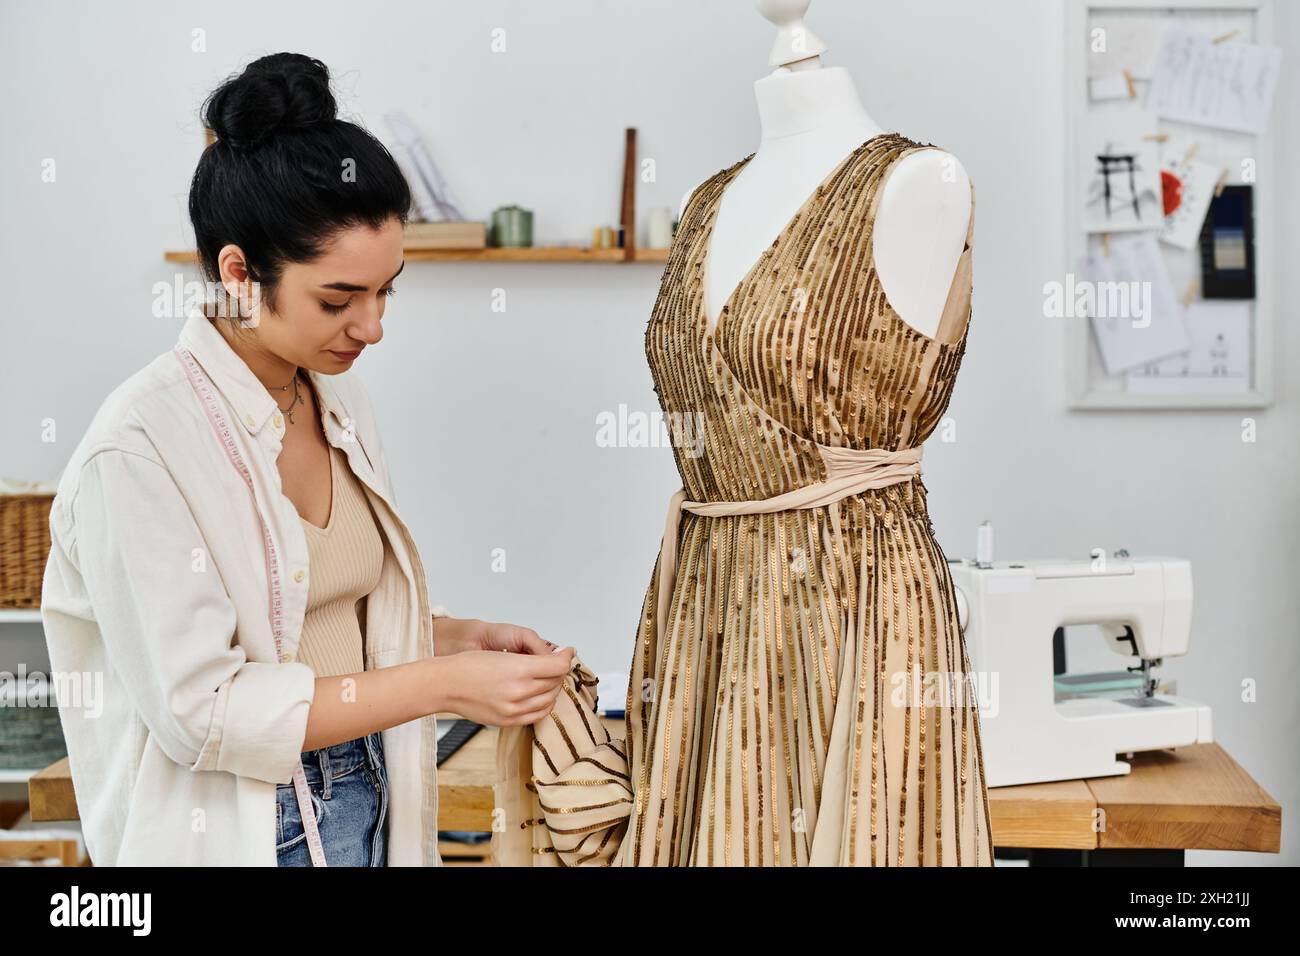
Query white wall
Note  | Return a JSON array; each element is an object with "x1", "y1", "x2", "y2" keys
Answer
[{"x1": 2, "y1": 0, "x2": 1296, "y2": 864}]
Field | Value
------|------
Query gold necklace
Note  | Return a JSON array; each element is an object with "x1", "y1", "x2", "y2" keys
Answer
[{"x1": 269, "y1": 371, "x2": 304, "y2": 425}]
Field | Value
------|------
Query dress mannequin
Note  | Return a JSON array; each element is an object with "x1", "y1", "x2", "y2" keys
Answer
[
  {"x1": 494, "y1": 3, "x2": 992, "y2": 869},
  {"x1": 679, "y1": 0, "x2": 972, "y2": 342}
]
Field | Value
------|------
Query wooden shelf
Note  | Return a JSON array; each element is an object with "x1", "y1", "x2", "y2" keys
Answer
[
  {"x1": 0, "y1": 609, "x2": 42, "y2": 624},
  {"x1": 164, "y1": 246, "x2": 669, "y2": 264},
  {"x1": 0, "y1": 768, "x2": 40, "y2": 784},
  {"x1": 172, "y1": 126, "x2": 669, "y2": 269}
]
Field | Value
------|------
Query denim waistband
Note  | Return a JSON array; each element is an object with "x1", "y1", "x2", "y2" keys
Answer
[{"x1": 285, "y1": 732, "x2": 385, "y2": 789}]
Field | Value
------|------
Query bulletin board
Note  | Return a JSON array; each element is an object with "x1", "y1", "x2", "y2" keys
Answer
[{"x1": 1065, "y1": 0, "x2": 1279, "y2": 409}]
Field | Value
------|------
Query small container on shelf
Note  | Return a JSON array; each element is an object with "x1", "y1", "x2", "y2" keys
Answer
[{"x1": 489, "y1": 205, "x2": 534, "y2": 247}]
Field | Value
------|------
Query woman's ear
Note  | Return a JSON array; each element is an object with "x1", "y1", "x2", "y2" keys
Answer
[{"x1": 216, "y1": 244, "x2": 262, "y2": 328}]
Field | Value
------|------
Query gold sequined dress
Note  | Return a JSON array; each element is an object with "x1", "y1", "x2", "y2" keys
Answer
[{"x1": 495, "y1": 131, "x2": 993, "y2": 866}]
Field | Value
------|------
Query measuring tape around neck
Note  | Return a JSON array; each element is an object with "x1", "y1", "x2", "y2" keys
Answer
[{"x1": 174, "y1": 344, "x2": 328, "y2": 867}]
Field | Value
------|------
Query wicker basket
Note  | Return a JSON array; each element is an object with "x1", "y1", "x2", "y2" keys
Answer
[{"x1": 0, "y1": 490, "x2": 54, "y2": 609}]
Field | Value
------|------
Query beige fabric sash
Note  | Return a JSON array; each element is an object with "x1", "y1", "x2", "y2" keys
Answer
[
  {"x1": 492, "y1": 443, "x2": 923, "y2": 866},
  {"x1": 654, "y1": 444, "x2": 923, "y2": 651}
]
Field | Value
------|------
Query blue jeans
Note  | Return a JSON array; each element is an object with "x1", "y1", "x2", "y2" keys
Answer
[{"x1": 276, "y1": 731, "x2": 388, "y2": 866}]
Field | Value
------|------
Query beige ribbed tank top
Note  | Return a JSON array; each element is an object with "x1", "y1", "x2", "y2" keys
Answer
[{"x1": 298, "y1": 442, "x2": 385, "y2": 677}]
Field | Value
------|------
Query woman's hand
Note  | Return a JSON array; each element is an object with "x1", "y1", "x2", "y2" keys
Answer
[
  {"x1": 433, "y1": 616, "x2": 558, "y2": 657},
  {"x1": 434, "y1": 646, "x2": 576, "y2": 727}
]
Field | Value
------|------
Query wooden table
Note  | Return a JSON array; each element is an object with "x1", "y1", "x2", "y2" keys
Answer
[{"x1": 30, "y1": 721, "x2": 1281, "y2": 865}]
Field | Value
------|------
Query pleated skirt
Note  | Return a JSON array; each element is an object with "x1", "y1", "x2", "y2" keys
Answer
[{"x1": 618, "y1": 486, "x2": 995, "y2": 866}]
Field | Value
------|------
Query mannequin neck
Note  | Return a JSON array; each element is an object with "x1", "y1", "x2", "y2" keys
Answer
[{"x1": 752, "y1": 66, "x2": 876, "y2": 145}]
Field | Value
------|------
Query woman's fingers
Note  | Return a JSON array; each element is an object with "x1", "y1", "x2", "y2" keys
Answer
[
  {"x1": 484, "y1": 621, "x2": 554, "y2": 655},
  {"x1": 514, "y1": 628, "x2": 554, "y2": 655},
  {"x1": 498, "y1": 685, "x2": 563, "y2": 725},
  {"x1": 514, "y1": 687, "x2": 562, "y2": 718},
  {"x1": 515, "y1": 645, "x2": 574, "y2": 684}
]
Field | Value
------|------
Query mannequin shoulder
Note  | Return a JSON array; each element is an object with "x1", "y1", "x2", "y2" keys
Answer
[
  {"x1": 877, "y1": 147, "x2": 973, "y2": 221},
  {"x1": 678, "y1": 176, "x2": 709, "y2": 222},
  {"x1": 677, "y1": 153, "x2": 750, "y2": 223},
  {"x1": 871, "y1": 147, "x2": 974, "y2": 339}
]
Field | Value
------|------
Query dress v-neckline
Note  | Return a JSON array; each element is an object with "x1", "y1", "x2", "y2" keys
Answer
[{"x1": 698, "y1": 130, "x2": 900, "y2": 347}]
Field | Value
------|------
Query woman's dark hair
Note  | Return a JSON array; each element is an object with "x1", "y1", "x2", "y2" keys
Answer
[{"x1": 189, "y1": 53, "x2": 411, "y2": 315}]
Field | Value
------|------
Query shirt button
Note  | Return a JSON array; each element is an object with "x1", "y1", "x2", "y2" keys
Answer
[
  {"x1": 245, "y1": 414, "x2": 256, "y2": 429},
  {"x1": 273, "y1": 413, "x2": 284, "y2": 428},
  {"x1": 293, "y1": 569, "x2": 306, "y2": 583},
  {"x1": 283, "y1": 652, "x2": 295, "y2": 663}
]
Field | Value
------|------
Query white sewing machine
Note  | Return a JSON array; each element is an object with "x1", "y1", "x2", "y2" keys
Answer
[{"x1": 948, "y1": 530, "x2": 1213, "y2": 788}]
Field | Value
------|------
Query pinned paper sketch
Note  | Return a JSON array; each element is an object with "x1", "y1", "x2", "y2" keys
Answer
[
  {"x1": 1087, "y1": 14, "x2": 1168, "y2": 80},
  {"x1": 1081, "y1": 111, "x2": 1163, "y2": 233},
  {"x1": 383, "y1": 112, "x2": 466, "y2": 222},
  {"x1": 1146, "y1": 28, "x2": 1282, "y2": 134},
  {"x1": 1159, "y1": 157, "x2": 1221, "y2": 250},
  {"x1": 1084, "y1": 232, "x2": 1190, "y2": 375},
  {"x1": 1126, "y1": 300, "x2": 1249, "y2": 394}
]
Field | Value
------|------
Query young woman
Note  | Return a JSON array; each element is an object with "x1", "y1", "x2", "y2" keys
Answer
[{"x1": 40, "y1": 52, "x2": 574, "y2": 867}]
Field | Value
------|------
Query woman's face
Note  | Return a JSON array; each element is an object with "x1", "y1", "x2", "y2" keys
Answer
[{"x1": 218, "y1": 216, "x2": 405, "y2": 372}]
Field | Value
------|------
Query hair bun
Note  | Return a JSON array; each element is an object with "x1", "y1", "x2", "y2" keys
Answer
[{"x1": 203, "y1": 53, "x2": 337, "y2": 149}]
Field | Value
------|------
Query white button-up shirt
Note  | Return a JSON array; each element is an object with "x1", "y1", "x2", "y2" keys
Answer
[{"x1": 40, "y1": 307, "x2": 442, "y2": 866}]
